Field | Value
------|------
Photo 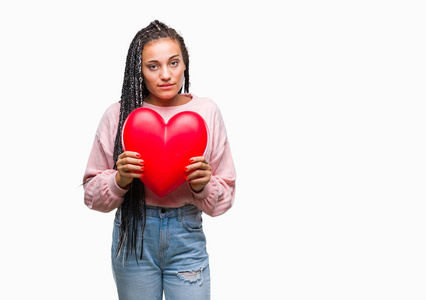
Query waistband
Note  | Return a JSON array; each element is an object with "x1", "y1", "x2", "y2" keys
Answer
[
  {"x1": 115, "y1": 204, "x2": 200, "y2": 221},
  {"x1": 145, "y1": 204, "x2": 200, "y2": 218}
]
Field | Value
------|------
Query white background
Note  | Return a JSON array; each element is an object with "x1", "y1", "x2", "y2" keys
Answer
[{"x1": 1, "y1": 0, "x2": 425, "y2": 299}]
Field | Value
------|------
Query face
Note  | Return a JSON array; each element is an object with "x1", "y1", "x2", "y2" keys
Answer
[{"x1": 141, "y1": 38, "x2": 186, "y2": 103}]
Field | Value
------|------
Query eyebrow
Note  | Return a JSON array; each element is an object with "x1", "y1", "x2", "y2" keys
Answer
[{"x1": 146, "y1": 54, "x2": 181, "y2": 64}]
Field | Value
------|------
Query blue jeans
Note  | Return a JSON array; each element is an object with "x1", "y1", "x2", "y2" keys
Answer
[{"x1": 111, "y1": 205, "x2": 210, "y2": 300}]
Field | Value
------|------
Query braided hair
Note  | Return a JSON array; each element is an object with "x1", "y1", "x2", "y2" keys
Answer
[{"x1": 113, "y1": 20, "x2": 190, "y2": 261}]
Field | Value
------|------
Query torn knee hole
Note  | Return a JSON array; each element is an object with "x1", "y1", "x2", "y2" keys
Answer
[{"x1": 177, "y1": 267, "x2": 204, "y2": 285}]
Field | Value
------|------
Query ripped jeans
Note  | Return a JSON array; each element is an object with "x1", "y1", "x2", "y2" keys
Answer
[{"x1": 111, "y1": 205, "x2": 210, "y2": 300}]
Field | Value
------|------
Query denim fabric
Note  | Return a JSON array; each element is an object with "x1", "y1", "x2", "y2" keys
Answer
[{"x1": 111, "y1": 205, "x2": 210, "y2": 300}]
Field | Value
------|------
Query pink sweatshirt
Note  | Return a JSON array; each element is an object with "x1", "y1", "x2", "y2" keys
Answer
[{"x1": 83, "y1": 94, "x2": 236, "y2": 217}]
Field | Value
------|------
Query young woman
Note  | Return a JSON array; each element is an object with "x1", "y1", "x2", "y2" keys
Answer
[{"x1": 83, "y1": 20, "x2": 236, "y2": 299}]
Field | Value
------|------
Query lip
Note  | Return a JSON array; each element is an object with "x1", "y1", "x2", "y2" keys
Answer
[{"x1": 158, "y1": 83, "x2": 175, "y2": 90}]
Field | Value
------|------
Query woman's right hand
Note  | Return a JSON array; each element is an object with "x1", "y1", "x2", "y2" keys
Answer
[{"x1": 115, "y1": 151, "x2": 145, "y2": 189}]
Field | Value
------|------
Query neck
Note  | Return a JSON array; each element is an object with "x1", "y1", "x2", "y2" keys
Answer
[{"x1": 144, "y1": 94, "x2": 191, "y2": 107}]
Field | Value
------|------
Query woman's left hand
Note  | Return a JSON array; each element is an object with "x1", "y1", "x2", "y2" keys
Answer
[{"x1": 185, "y1": 156, "x2": 211, "y2": 192}]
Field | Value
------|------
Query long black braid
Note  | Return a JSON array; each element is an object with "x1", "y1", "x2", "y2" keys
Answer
[{"x1": 113, "y1": 20, "x2": 190, "y2": 261}]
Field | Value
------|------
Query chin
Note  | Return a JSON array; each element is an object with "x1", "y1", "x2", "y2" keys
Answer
[
  {"x1": 159, "y1": 93, "x2": 178, "y2": 100},
  {"x1": 158, "y1": 90, "x2": 181, "y2": 99}
]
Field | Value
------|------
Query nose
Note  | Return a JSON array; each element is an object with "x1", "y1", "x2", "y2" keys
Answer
[{"x1": 160, "y1": 68, "x2": 172, "y2": 81}]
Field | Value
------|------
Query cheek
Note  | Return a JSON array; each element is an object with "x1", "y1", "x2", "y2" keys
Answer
[
  {"x1": 177, "y1": 68, "x2": 185, "y2": 82},
  {"x1": 143, "y1": 73, "x2": 155, "y2": 88}
]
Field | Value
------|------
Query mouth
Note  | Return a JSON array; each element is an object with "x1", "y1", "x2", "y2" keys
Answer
[{"x1": 158, "y1": 83, "x2": 175, "y2": 90}]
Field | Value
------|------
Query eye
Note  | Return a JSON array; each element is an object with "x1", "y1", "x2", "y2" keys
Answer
[
  {"x1": 170, "y1": 60, "x2": 179, "y2": 67},
  {"x1": 148, "y1": 64, "x2": 158, "y2": 71}
]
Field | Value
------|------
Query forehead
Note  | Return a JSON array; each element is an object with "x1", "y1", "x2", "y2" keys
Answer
[{"x1": 142, "y1": 38, "x2": 182, "y2": 60}]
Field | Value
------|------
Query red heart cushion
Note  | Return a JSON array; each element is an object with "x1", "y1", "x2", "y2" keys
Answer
[{"x1": 122, "y1": 107, "x2": 208, "y2": 197}]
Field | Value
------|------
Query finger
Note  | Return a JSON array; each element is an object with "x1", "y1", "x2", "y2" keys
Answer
[
  {"x1": 185, "y1": 162, "x2": 211, "y2": 173},
  {"x1": 118, "y1": 170, "x2": 144, "y2": 179},
  {"x1": 186, "y1": 170, "x2": 211, "y2": 181},
  {"x1": 118, "y1": 151, "x2": 141, "y2": 160},
  {"x1": 118, "y1": 156, "x2": 144, "y2": 167},
  {"x1": 117, "y1": 163, "x2": 144, "y2": 172},
  {"x1": 189, "y1": 178, "x2": 209, "y2": 186},
  {"x1": 189, "y1": 156, "x2": 208, "y2": 164},
  {"x1": 125, "y1": 171, "x2": 145, "y2": 177}
]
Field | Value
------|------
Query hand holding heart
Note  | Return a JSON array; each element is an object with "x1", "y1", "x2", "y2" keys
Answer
[
  {"x1": 185, "y1": 156, "x2": 211, "y2": 192},
  {"x1": 116, "y1": 152, "x2": 211, "y2": 192},
  {"x1": 115, "y1": 151, "x2": 145, "y2": 189}
]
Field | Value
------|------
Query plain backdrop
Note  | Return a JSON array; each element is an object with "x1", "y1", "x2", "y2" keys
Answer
[{"x1": 1, "y1": 0, "x2": 425, "y2": 299}]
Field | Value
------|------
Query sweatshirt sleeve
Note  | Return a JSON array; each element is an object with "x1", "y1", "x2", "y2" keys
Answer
[
  {"x1": 83, "y1": 103, "x2": 128, "y2": 213},
  {"x1": 191, "y1": 104, "x2": 236, "y2": 217}
]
